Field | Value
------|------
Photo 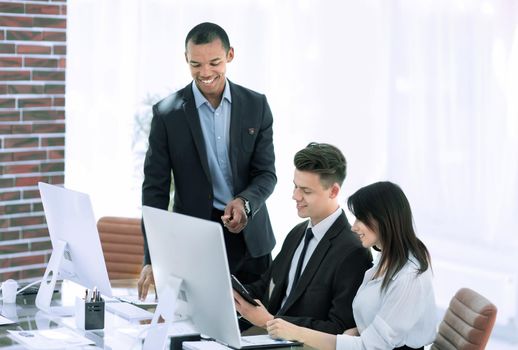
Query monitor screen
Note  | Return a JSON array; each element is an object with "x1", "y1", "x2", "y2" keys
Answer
[
  {"x1": 142, "y1": 205, "x2": 242, "y2": 349},
  {"x1": 38, "y1": 182, "x2": 112, "y2": 301}
]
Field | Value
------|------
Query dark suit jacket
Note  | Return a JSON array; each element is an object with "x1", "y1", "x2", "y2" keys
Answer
[
  {"x1": 142, "y1": 80, "x2": 277, "y2": 265},
  {"x1": 246, "y1": 211, "x2": 372, "y2": 334}
]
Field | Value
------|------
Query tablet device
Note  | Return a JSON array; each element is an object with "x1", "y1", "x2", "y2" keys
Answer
[{"x1": 231, "y1": 275, "x2": 260, "y2": 307}]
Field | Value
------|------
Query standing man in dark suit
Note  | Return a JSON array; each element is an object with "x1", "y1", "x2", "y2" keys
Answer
[
  {"x1": 234, "y1": 143, "x2": 372, "y2": 334},
  {"x1": 138, "y1": 22, "x2": 276, "y2": 299}
]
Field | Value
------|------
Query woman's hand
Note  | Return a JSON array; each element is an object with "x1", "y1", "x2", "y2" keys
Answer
[
  {"x1": 343, "y1": 327, "x2": 359, "y2": 336},
  {"x1": 267, "y1": 318, "x2": 338, "y2": 350},
  {"x1": 266, "y1": 318, "x2": 302, "y2": 341}
]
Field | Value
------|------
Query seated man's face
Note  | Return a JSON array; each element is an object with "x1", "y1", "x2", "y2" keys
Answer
[{"x1": 292, "y1": 169, "x2": 339, "y2": 225}]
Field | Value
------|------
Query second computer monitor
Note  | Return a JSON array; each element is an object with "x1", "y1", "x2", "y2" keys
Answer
[
  {"x1": 142, "y1": 205, "x2": 242, "y2": 349},
  {"x1": 38, "y1": 182, "x2": 112, "y2": 302}
]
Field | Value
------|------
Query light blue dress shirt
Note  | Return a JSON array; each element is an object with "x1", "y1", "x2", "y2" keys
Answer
[{"x1": 192, "y1": 80, "x2": 234, "y2": 210}]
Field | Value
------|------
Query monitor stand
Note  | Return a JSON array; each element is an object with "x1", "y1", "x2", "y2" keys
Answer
[
  {"x1": 35, "y1": 239, "x2": 74, "y2": 316},
  {"x1": 143, "y1": 275, "x2": 189, "y2": 350}
]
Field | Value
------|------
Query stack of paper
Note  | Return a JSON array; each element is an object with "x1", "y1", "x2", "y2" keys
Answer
[
  {"x1": 182, "y1": 341, "x2": 231, "y2": 350},
  {"x1": 8, "y1": 328, "x2": 94, "y2": 349},
  {"x1": 0, "y1": 315, "x2": 15, "y2": 325}
]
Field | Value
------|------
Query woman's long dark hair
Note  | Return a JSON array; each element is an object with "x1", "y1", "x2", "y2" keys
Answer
[{"x1": 347, "y1": 181, "x2": 431, "y2": 291}]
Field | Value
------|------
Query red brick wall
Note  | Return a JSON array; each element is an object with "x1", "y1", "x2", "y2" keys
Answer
[{"x1": 0, "y1": 0, "x2": 66, "y2": 283}]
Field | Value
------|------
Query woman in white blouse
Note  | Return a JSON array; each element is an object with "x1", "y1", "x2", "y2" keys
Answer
[{"x1": 267, "y1": 181, "x2": 436, "y2": 350}]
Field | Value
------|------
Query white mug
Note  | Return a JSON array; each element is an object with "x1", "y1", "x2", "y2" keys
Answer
[{"x1": 1, "y1": 279, "x2": 18, "y2": 304}]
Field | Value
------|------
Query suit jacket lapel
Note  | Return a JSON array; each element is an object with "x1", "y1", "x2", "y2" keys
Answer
[
  {"x1": 182, "y1": 83, "x2": 212, "y2": 183},
  {"x1": 228, "y1": 81, "x2": 240, "y2": 180},
  {"x1": 268, "y1": 224, "x2": 308, "y2": 313},
  {"x1": 279, "y1": 213, "x2": 347, "y2": 314}
]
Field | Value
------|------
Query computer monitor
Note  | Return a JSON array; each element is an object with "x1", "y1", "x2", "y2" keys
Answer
[
  {"x1": 142, "y1": 205, "x2": 242, "y2": 348},
  {"x1": 36, "y1": 182, "x2": 112, "y2": 315},
  {"x1": 142, "y1": 206, "x2": 300, "y2": 350}
]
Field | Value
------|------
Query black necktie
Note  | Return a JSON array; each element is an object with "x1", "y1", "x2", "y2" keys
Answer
[{"x1": 292, "y1": 228, "x2": 314, "y2": 287}]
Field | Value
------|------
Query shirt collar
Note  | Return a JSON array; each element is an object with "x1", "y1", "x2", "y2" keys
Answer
[
  {"x1": 307, "y1": 207, "x2": 343, "y2": 242},
  {"x1": 371, "y1": 252, "x2": 421, "y2": 281},
  {"x1": 192, "y1": 79, "x2": 232, "y2": 109}
]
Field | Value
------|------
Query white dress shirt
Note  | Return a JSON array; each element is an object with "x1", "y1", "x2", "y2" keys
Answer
[
  {"x1": 336, "y1": 254, "x2": 437, "y2": 350},
  {"x1": 281, "y1": 207, "x2": 343, "y2": 306}
]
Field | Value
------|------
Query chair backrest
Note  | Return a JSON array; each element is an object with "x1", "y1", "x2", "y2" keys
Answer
[
  {"x1": 431, "y1": 287, "x2": 497, "y2": 350},
  {"x1": 97, "y1": 216, "x2": 144, "y2": 280}
]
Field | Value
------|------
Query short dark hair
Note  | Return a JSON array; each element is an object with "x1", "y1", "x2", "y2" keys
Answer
[
  {"x1": 294, "y1": 142, "x2": 347, "y2": 188},
  {"x1": 185, "y1": 22, "x2": 231, "y2": 53},
  {"x1": 347, "y1": 181, "x2": 431, "y2": 291}
]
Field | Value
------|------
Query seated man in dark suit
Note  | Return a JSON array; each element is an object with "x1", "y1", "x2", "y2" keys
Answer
[{"x1": 234, "y1": 142, "x2": 372, "y2": 334}]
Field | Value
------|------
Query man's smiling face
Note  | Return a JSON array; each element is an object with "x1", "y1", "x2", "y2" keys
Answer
[{"x1": 185, "y1": 38, "x2": 234, "y2": 104}]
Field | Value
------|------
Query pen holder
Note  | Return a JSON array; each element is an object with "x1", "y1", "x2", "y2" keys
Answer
[{"x1": 75, "y1": 296, "x2": 105, "y2": 330}]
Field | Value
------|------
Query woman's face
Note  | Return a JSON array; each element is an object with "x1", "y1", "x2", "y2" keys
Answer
[{"x1": 351, "y1": 218, "x2": 381, "y2": 249}]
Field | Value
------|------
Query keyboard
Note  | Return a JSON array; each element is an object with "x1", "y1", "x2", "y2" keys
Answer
[
  {"x1": 116, "y1": 294, "x2": 158, "y2": 307},
  {"x1": 105, "y1": 302, "x2": 153, "y2": 320}
]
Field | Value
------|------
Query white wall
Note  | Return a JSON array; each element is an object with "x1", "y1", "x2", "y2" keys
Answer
[{"x1": 66, "y1": 0, "x2": 518, "y2": 347}]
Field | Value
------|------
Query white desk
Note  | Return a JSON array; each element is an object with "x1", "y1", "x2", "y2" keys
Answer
[
  {"x1": 0, "y1": 280, "x2": 310, "y2": 350},
  {"x1": 0, "y1": 280, "x2": 155, "y2": 349}
]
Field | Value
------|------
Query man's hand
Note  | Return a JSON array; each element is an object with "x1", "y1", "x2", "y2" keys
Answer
[
  {"x1": 137, "y1": 264, "x2": 155, "y2": 300},
  {"x1": 233, "y1": 290, "x2": 273, "y2": 328},
  {"x1": 221, "y1": 198, "x2": 248, "y2": 233}
]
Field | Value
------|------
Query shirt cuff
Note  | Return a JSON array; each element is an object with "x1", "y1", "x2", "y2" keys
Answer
[{"x1": 336, "y1": 334, "x2": 363, "y2": 350}]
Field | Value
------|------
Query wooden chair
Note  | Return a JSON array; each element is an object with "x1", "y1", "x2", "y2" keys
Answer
[
  {"x1": 431, "y1": 288, "x2": 497, "y2": 350},
  {"x1": 97, "y1": 216, "x2": 144, "y2": 280}
]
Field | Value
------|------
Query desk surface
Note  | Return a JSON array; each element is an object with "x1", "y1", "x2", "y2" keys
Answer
[
  {"x1": 0, "y1": 280, "x2": 313, "y2": 350},
  {"x1": 0, "y1": 280, "x2": 150, "y2": 349}
]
